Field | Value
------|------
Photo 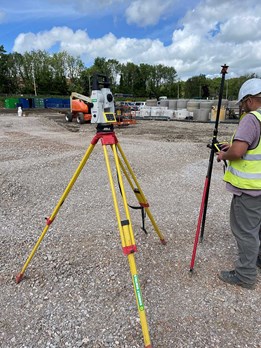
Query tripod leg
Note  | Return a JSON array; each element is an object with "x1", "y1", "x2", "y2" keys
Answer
[
  {"x1": 15, "y1": 142, "x2": 96, "y2": 283},
  {"x1": 102, "y1": 143, "x2": 152, "y2": 348},
  {"x1": 128, "y1": 253, "x2": 152, "y2": 348},
  {"x1": 116, "y1": 143, "x2": 166, "y2": 245}
]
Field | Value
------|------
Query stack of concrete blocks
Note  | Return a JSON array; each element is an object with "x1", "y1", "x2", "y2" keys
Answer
[
  {"x1": 139, "y1": 107, "x2": 151, "y2": 119},
  {"x1": 192, "y1": 101, "x2": 212, "y2": 121},
  {"x1": 150, "y1": 106, "x2": 173, "y2": 120},
  {"x1": 139, "y1": 106, "x2": 174, "y2": 120},
  {"x1": 168, "y1": 100, "x2": 178, "y2": 110},
  {"x1": 174, "y1": 109, "x2": 193, "y2": 120},
  {"x1": 158, "y1": 100, "x2": 169, "y2": 108},
  {"x1": 143, "y1": 98, "x2": 238, "y2": 122},
  {"x1": 175, "y1": 99, "x2": 193, "y2": 119},
  {"x1": 145, "y1": 99, "x2": 158, "y2": 107}
]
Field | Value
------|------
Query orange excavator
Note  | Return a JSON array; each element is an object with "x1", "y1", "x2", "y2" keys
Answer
[{"x1": 65, "y1": 92, "x2": 93, "y2": 124}]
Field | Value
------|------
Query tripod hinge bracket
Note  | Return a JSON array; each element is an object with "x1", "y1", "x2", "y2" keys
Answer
[
  {"x1": 139, "y1": 202, "x2": 149, "y2": 208},
  {"x1": 122, "y1": 245, "x2": 137, "y2": 255},
  {"x1": 133, "y1": 189, "x2": 149, "y2": 208},
  {"x1": 91, "y1": 132, "x2": 118, "y2": 146},
  {"x1": 45, "y1": 217, "x2": 54, "y2": 226}
]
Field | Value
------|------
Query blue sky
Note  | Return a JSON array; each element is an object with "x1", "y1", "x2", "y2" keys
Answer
[{"x1": 1, "y1": 0, "x2": 261, "y2": 80}]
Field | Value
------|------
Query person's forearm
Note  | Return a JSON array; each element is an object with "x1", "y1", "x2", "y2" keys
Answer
[{"x1": 222, "y1": 147, "x2": 245, "y2": 161}]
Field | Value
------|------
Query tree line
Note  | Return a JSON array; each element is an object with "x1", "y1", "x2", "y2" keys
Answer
[{"x1": 0, "y1": 45, "x2": 259, "y2": 100}]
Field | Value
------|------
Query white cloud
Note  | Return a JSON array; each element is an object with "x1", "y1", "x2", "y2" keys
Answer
[
  {"x1": 46, "y1": 0, "x2": 177, "y2": 25},
  {"x1": 125, "y1": 0, "x2": 173, "y2": 27},
  {"x1": 167, "y1": 0, "x2": 261, "y2": 78},
  {"x1": 11, "y1": 0, "x2": 261, "y2": 80},
  {"x1": 13, "y1": 27, "x2": 88, "y2": 53},
  {"x1": 219, "y1": 16, "x2": 261, "y2": 43},
  {"x1": 13, "y1": 27, "x2": 162, "y2": 65}
]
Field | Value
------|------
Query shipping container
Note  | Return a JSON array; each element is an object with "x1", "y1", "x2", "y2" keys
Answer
[
  {"x1": 4, "y1": 98, "x2": 19, "y2": 109},
  {"x1": 19, "y1": 98, "x2": 35, "y2": 109},
  {"x1": 34, "y1": 97, "x2": 45, "y2": 108},
  {"x1": 44, "y1": 98, "x2": 70, "y2": 108}
]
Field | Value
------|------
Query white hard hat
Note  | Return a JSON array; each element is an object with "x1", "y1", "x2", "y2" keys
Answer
[{"x1": 237, "y1": 78, "x2": 261, "y2": 103}]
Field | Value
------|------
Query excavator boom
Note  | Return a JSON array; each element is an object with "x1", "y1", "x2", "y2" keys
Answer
[{"x1": 65, "y1": 92, "x2": 92, "y2": 124}]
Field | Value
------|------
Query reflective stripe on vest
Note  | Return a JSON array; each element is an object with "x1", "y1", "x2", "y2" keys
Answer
[
  {"x1": 223, "y1": 110, "x2": 261, "y2": 189},
  {"x1": 226, "y1": 166, "x2": 261, "y2": 179},
  {"x1": 243, "y1": 153, "x2": 261, "y2": 160}
]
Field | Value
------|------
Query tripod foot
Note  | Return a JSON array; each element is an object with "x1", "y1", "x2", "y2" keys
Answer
[
  {"x1": 15, "y1": 272, "x2": 24, "y2": 284},
  {"x1": 160, "y1": 238, "x2": 167, "y2": 245}
]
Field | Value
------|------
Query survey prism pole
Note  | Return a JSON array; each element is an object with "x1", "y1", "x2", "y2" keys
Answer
[{"x1": 190, "y1": 64, "x2": 229, "y2": 273}]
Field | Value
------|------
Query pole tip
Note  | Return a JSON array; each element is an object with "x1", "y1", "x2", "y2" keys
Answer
[
  {"x1": 15, "y1": 273, "x2": 24, "y2": 284},
  {"x1": 221, "y1": 64, "x2": 229, "y2": 74},
  {"x1": 189, "y1": 269, "x2": 194, "y2": 277}
]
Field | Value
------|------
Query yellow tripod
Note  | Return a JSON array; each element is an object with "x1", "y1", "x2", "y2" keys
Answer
[{"x1": 16, "y1": 125, "x2": 166, "y2": 348}]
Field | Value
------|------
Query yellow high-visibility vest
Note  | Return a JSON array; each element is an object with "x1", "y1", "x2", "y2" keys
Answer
[{"x1": 223, "y1": 110, "x2": 261, "y2": 189}]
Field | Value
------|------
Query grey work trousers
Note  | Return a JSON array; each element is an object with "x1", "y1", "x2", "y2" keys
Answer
[{"x1": 230, "y1": 193, "x2": 261, "y2": 284}]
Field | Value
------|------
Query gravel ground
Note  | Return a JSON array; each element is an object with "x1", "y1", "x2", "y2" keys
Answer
[{"x1": 0, "y1": 112, "x2": 260, "y2": 348}]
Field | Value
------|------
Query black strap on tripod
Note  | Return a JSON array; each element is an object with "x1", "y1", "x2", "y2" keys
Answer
[
  {"x1": 116, "y1": 172, "x2": 148, "y2": 235},
  {"x1": 127, "y1": 200, "x2": 148, "y2": 235}
]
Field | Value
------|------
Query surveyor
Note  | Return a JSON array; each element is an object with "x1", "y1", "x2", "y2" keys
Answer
[{"x1": 217, "y1": 78, "x2": 261, "y2": 290}]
